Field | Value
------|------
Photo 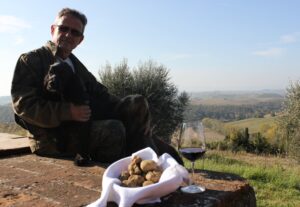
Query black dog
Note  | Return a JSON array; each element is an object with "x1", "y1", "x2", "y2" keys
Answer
[
  {"x1": 44, "y1": 62, "x2": 91, "y2": 166},
  {"x1": 114, "y1": 95, "x2": 184, "y2": 165}
]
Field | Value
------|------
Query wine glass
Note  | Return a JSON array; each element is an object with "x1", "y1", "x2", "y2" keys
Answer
[{"x1": 178, "y1": 120, "x2": 206, "y2": 193}]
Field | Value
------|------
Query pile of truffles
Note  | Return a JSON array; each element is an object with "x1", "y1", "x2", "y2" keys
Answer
[{"x1": 119, "y1": 155, "x2": 163, "y2": 187}]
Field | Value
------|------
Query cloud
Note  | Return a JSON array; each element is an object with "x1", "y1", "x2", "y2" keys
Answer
[
  {"x1": 0, "y1": 15, "x2": 31, "y2": 33},
  {"x1": 280, "y1": 32, "x2": 300, "y2": 43},
  {"x1": 14, "y1": 36, "x2": 25, "y2": 45},
  {"x1": 280, "y1": 35, "x2": 297, "y2": 43},
  {"x1": 252, "y1": 48, "x2": 284, "y2": 57},
  {"x1": 164, "y1": 53, "x2": 207, "y2": 61}
]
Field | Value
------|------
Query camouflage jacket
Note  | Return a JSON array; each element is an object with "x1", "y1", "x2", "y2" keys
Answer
[{"x1": 11, "y1": 41, "x2": 118, "y2": 128}]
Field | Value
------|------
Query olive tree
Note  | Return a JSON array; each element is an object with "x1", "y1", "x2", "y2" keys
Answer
[
  {"x1": 280, "y1": 81, "x2": 300, "y2": 161},
  {"x1": 99, "y1": 59, "x2": 189, "y2": 143}
]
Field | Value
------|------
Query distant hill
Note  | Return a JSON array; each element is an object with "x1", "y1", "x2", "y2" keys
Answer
[
  {"x1": 0, "y1": 104, "x2": 14, "y2": 123},
  {"x1": 190, "y1": 89, "x2": 285, "y2": 98},
  {"x1": 0, "y1": 97, "x2": 24, "y2": 135},
  {"x1": 0, "y1": 96, "x2": 11, "y2": 105},
  {"x1": 189, "y1": 90, "x2": 285, "y2": 106},
  {"x1": 184, "y1": 90, "x2": 285, "y2": 122}
]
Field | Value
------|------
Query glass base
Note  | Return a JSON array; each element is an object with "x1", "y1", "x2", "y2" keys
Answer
[{"x1": 181, "y1": 185, "x2": 205, "y2": 193}]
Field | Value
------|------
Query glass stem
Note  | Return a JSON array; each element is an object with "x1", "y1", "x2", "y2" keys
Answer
[{"x1": 191, "y1": 161, "x2": 195, "y2": 185}]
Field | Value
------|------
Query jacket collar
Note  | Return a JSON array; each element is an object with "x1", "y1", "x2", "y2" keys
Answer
[
  {"x1": 45, "y1": 40, "x2": 77, "y2": 61},
  {"x1": 45, "y1": 41, "x2": 59, "y2": 57},
  {"x1": 45, "y1": 41, "x2": 76, "y2": 59},
  {"x1": 45, "y1": 41, "x2": 82, "y2": 73}
]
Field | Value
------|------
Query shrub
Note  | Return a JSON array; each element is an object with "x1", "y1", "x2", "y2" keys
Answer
[
  {"x1": 250, "y1": 133, "x2": 271, "y2": 154},
  {"x1": 99, "y1": 59, "x2": 189, "y2": 143}
]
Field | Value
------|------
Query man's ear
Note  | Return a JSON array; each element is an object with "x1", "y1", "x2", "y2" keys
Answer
[
  {"x1": 78, "y1": 35, "x2": 84, "y2": 45},
  {"x1": 50, "y1": 25, "x2": 55, "y2": 36}
]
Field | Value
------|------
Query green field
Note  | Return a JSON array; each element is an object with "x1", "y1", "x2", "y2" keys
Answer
[
  {"x1": 202, "y1": 116, "x2": 280, "y2": 144},
  {"x1": 224, "y1": 116, "x2": 278, "y2": 134},
  {"x1": 191, "y1": 150, "x2": 300, "y2": 207}
]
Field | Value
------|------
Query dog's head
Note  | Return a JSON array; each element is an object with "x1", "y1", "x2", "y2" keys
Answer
[
  {"x1": 44, "y1": 62, "x2": 89, "y2": 104},
  {"x1": 44, "y1": 62, "x2": 74, "y2": 94}
]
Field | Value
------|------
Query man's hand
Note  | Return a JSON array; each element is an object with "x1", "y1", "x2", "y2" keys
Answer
[{"x1": 70, "y1": 103, "x2": 91, "y2": 122}]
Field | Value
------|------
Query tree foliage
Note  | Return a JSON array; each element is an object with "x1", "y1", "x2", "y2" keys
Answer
[
  {"x1": 99, "y1": 59, "x2": 189, "y2": 143},
  {"x1": 280, "y1": 81, "x2": 300, "y2": 161}
]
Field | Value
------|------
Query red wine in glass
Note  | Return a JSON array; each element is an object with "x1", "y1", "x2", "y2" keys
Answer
[
  {"x1": 179, "y1": 148, "x2": 206, "y2": 162},
  {"x1": 178, "y1": 121, "x2": 206, "y2": 193}
]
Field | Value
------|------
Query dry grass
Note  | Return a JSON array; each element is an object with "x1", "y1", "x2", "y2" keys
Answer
[{"x1": 0, "y1": 123, "x2": 27, "y2": 136}]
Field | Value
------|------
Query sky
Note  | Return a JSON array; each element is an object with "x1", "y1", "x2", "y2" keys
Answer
[{"x1": 0, "y1": 0, "x2": 299, "y2": 96}]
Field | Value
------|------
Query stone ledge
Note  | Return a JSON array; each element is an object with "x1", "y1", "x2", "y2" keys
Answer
[
  {"x1": 0, "y1": 133, "x2": 31, "y2": 157},
  {"x1": 0, "y1": 153, "x2": 256, "y2": 207},
  {"x1": 0, "y1": 133, "x2": 256, "y2": 206}
]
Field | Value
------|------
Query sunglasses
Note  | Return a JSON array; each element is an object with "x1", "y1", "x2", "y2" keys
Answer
[{"x1": 54, "y1": 25, "x2": 83, "y2": 37}]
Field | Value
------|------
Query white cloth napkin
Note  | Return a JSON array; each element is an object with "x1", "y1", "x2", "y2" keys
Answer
[{"x1": 87, "y1": 147, "x2": 189, "y2": 207}]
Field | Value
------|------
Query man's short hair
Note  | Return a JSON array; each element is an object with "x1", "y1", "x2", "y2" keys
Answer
[{"x1": 57, "y1": 8, "x2": 87, "y2": 31}]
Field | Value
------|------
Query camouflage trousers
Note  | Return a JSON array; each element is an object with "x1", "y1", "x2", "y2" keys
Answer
[{"x1": 27, "y1": 95, "x2": 157, "y2": 163}]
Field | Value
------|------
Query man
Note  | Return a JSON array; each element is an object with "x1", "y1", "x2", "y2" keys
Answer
[{"x1": 11, "y1": 8, "x2": 183, "y2": 165}]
